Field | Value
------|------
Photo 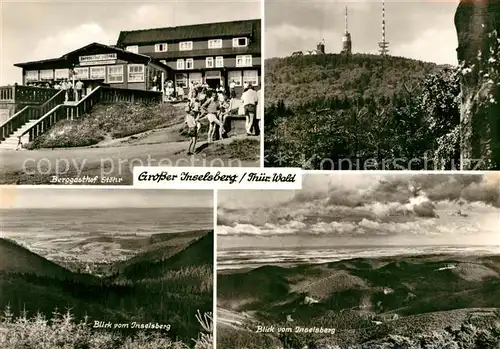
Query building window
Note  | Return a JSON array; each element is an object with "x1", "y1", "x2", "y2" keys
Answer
[
  {"x1": 243, "y1": 70, "x2": 259, "y2": 86},
  {"x1": 107, "y1": 65, "x2": 124, "y2": 83},
  {"x1": 126, "y1": 45, "x2": 139, "y2": 53},
  {"x1": 177, "y1": 59, "x2": 185, "y2": 70},
  {"x1": 128, "y1": 64, "x2": 144, "y2": 82},
  {"x1": 90, "y1": 66, "x2": 105, "y2": 80},
  {"x1": 228, "y1": 71, "x2": 242, "y2": 86},
  {"x1": 39, "y1": 70, "x2": 54, "y2": 80},
  {"x1": 25, "y1": 70, "x2": 39, "y2": 81},
  {"x1": 73, "y1": 67, "x2": 89, "y2": 80},
  {"x1": 186, "y1": 59, "x2": 194, "y2": 69},
  {"x1": 233, "y1": 37, "x2": 248, "y2": 47},
  {"x1": 155, "y1": 43, "x2": 168, "y2": 52},
  {"x1": 179, "y1": 41, "x2": 193, "y2": 51},
  {"x1": 208, "y1": 39, "x2": 222, "y2": 49},
  {"x1": 54, "y1": 69, "x2": 69, "y2": 80},
  {"x1": 188, "y1": 72, "x2": 202, "y2": 85},
  {"x1": 175, "y1": 73, "x2": 188, "y2": 88},
  {"x1": 206, "y1": 57, "x2": 214, "y2": 68},
  {"x1": 215, "y1": 56, "x2": 224, "y2": 68},
  {"x1": 236, "y1": 55, "x2": 252, "y2": 67}
]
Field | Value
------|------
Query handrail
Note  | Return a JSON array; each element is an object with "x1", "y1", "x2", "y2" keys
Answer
[
  {"x1": 18, "y1": 86, "x2": 163, "y2": 143},
  {"x1": 0, "y1": 90, "x2": 65, "y2": 129},
  {"x1": 0, "y1": 90, "x2": 65, "y2": 141},
  {"x1": 37, "y1": 89, "x2": 66, "y2": 115},
  {"x1": 18, "y1": 86, "x2": 104, "y2": 141},
  {"x1": 0, "y1": 106, "x2": 30, "y2": 129},
  {"x1": 0, "y1": 85, "x2": 58, "y2": 103}
]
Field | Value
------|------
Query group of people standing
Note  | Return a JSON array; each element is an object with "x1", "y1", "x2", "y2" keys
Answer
[
  {"x1": 26, "y1": 79, "x2": 86, "y2": 102},
  {"x1": 183, "y1": 81, "x2": 259, "y2": 155},
  {"x1": 54, "y1": 79, "x2": 86, "y2": 102},
  {"x1": 163, "y1": 81, "x2": 185, "y2": 101}
]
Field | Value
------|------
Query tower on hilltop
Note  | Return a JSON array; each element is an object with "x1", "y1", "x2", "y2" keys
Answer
[
  {"x1": 378, "y1": 0, "x2": 390, "y2": 56},
  {"x1": 341, "y1": 6, "x2": 352, "y2": 55},
  {"x1": 317, "y1": 39, "x2": 325, "y2": 54}
]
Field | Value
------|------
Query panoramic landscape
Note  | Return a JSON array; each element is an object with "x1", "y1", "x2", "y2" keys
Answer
[
  {"x1": 264, "y1": 0, "x2": 500, "y2": 170},
  {"x1": 217, "y1": 173, "x2": 500, "y2": 349},
  {"x1": 0, "y1": 188, "x2": 214, "y2": 348}
]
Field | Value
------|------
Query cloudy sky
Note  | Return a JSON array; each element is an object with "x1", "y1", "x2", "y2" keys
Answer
[
  {"x1": 0, "y1": 0, "x2": 260, "y2": 85},
  {"x1": 0, "y1": 187, "x2": 213, "y2": 209},
  {"x1": 218, "y1": 173, "x2": 500, "y2": 248},
  {"x1": 265, "y1": 0, "x2": 459, "y2": 64}
]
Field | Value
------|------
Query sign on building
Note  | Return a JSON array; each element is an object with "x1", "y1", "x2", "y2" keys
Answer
[{"x1": 79, "y1": 53, "x2": 118, "y2": 66}]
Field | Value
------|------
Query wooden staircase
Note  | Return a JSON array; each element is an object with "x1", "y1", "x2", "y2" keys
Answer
[
  {"x1": 0, "y1": 120, "x2": 39, "y2": 150},
  {"x1": 0, "y1": 86, "x2": 162, "y2": 150}
]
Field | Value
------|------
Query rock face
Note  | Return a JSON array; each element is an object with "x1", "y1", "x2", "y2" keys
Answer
[{"x1": 455, "y1": 0, "x2": 500, "y2": 169}]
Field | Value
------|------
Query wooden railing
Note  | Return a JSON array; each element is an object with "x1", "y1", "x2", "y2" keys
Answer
[
  {"x1": 0, "y1": 90, "x2": 65, "y2": 141},
  {"x1": 0, "y1": 85, "x2": 58, "y2": 103},
  {"x1": 20, "y1": 86, "x2": 162, "y2": 143},
  {"x1": 0, "y1": 86, "x2": 14, "y2": 101}
]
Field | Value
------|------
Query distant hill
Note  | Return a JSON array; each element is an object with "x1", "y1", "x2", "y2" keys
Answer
[
  {"x1": 109, "y1": 229, "x2": 210, "y2": 275},
  {"x1": 0, "y1": 238, "x2": 73, "y2": 278},
  {"x1": 0, "y1": 232, "x2": 214, "y2": 343},
  {"x1": 117, "y1": 230, "x2": 213, "y2": 281},
  {"x1": 264, "y1": 54, "x2": 461, "y2": 169},
  {"x1": 265, "y1": 54, "x2": 447, "y2": 108},
  {"x1": 217, "y1": 254, "x2": 500, "y2": 348}
]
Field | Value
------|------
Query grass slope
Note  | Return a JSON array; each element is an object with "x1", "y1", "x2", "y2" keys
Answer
[{"x1": 27, "y1": 102, "x2": 182, "y2": 149}]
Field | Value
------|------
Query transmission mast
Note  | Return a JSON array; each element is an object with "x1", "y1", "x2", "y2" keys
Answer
[{"x1": 378, "y1": 0, "x2": 389, "y2": 56}]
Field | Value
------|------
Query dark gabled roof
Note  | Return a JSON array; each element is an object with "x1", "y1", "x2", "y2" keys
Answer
[
  {"x1": 116, "y1": 19, "x2": 261, "y2": 46},
  {"x1": 14, "y1": 57, "x2": 68, "y2": 69},
  {"x1": 14, "y1": 42, "x2": 172, "y2": 71}
]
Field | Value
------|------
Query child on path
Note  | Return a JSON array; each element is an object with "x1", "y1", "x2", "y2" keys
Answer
[{"x1": 184, "y1": 106, "x2": 200, "y2": 155}]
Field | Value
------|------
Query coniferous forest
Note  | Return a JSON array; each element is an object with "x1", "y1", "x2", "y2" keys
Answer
[{"x1": 0, "y1": 232, "x2": 213, "y2": 349}]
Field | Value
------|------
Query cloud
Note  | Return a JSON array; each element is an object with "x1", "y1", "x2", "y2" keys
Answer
[
  {"x1": 218, "y1": 174, "x2": 500, "y2": 240},
  {"x1": 265, "y1": 24, "x2": 326, "y2": 58},
  {"x1": 391, "y1": 27, "x2": 458, "y2": 65},
  {"x1": 32, "y1": 23, "x2": 113, "y2": 60}
]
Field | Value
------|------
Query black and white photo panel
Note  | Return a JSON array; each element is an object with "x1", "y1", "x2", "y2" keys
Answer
[
  {"x1": 264, "y1": 0, "x2": 500, "y2": 170},
  {"x1": 0, "y1": 187, "x2": 214, "y2": 349},
  {"x1": 217, "y1": 172, "x2": 500, "y2": 349},
  {"x1": 0, "y1": 0, "x2": 262, "y2": 185}
]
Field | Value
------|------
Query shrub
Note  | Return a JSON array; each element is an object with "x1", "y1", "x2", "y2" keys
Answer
[{"x1": 0, "y1": 305, "x2": 213, "y2": 349}]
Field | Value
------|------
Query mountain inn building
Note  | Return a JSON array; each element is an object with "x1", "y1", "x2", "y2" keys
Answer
[
  {"x1": 14, "y1": 43, "x2": 173, "y2": 94},
  {"x1": 116, "y1": 18, "x2": 261, "y2": 96},
  {"x1": 12, "y1": 18, "x2": 261, "y2": 99}
]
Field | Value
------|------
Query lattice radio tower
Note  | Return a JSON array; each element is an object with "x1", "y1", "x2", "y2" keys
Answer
[
  {"x1": 341, "y1": 6, "x2": 352, "y2": 55},
  {"x1": 378, "y1": 0, "x2": 389, "y2": 56}
]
